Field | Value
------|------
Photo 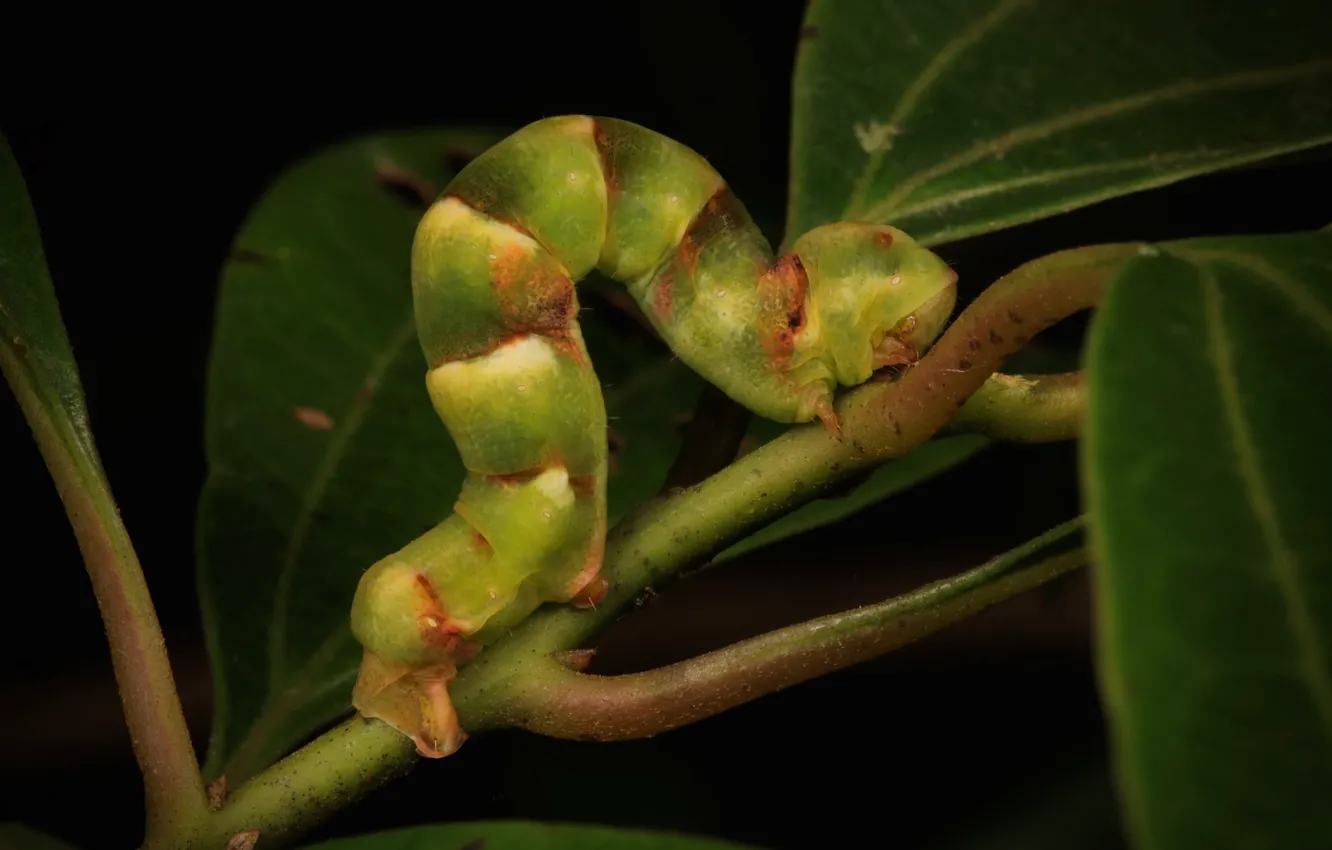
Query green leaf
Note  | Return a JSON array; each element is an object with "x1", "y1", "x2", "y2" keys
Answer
[
  {"x1": 712, "y1": 432, "x2": 990, "y2": 564},
  {"x1": 0, "y1": 824, "x2": 78, "y2": 850},
  {"x1": 788, "y1": 0, "x2": 1332, "y2": 247},
  {"x1": 197, "y1": 129, "x2": 501, "y2": 783},
  {"x1": 1084, "y1": 230, "x2": 1332, "y2": 848},
  {"x1": 0, "y1": 133, "x2": 101, "y2": 487},
  {"x1": 198, "y1": 132, "x2": 706, "y2": 784},
  {"x1": 297, "y1": 821, "x2": 758, "y2": 850}
]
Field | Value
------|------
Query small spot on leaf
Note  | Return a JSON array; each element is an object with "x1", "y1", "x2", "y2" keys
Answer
[{"x1": 293, "y1": 406, "x2": 336, "y2": 431}]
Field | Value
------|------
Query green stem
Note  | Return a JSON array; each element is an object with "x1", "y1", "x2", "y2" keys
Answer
[
  {"x1": 184, "y1": 240, "x2": 1140, "y2": 849},
  {"x1": 949, "y1": 371, "x2": 1085, "y2": 442},
  {"x1": 168, "y1": 718, "x2": 416, "y2": 850},
  {"x1": 466, "y1": 520, "x2": 1088, "y2": 739},
  {"x1": 1, "y1": 342, "x2": 209, "y2": 841}
]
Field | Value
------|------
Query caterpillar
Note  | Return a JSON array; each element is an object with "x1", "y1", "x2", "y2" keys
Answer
[{"x1": 348, "y1": 115, "x2": 958, "y2": 758}]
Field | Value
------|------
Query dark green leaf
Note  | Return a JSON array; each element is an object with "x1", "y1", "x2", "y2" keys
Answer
[
  {"x1": 297, "y1": 821, "x2": 757, "y2": 850},
  {"x1": 788, "y1": 0, "x2": 1332, "y2": 247},
  {"x1": 712, "y1": 432, "x2": 990, "y2": 564},
  {"x1": 0, "y1": 824, "x2": 78, "y2": 850},
  {"x1": 0, "y1": 133, "x2": 101, "y2": 486},
  {"x1": 198, "y1": 132, "x2": 705, "y2": 784},
  {"x1": 1085, "y1": 230, "x2": 1332, "y2": 848},
  {"x1": 198, "y1": 129, "x2": 501, "y2": 782}
]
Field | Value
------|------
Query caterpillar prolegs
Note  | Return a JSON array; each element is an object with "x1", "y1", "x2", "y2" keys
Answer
[{"x1": 348, "y1": 115, "x2": 958, "y2": 757}]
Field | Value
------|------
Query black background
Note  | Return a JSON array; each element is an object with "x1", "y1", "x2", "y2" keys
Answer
[{"x1": 2, "y1": 3, "x2": 1328, "y2": 848}]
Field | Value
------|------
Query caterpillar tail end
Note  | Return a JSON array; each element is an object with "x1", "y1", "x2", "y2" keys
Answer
[{"x1": 352, "y1": 649, "x2": 468, "y2": 759}]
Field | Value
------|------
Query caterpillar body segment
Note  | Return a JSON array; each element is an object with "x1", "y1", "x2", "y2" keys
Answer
[{"x1": 349, "y1": 115, "x2": 959, "y2": 758}]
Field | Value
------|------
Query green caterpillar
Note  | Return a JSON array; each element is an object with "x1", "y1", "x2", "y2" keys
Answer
[{"x1": 348, "y1": 115, "x2": 958, "y2": 757}]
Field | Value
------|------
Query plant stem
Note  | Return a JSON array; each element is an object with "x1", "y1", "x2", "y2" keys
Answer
[
  {"x1": 181, "y1": 240, "x2": 1140, "y2": 849},
  {"x1": 168, "y1": 718, "x2": 416, "y2": 850},
  {"x1": 1, "y1": 344, "x2": 209, "y2": 841},
  {"x1": 949, "y1": 371, "x2": 1085, "y2": 442},
  {"x1": 465, "y1": 521, "x2": 1088, "y2": 739}
]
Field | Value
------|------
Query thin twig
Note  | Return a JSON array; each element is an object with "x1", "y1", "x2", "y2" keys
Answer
[{"x1": 476, "y1": 523, "x2": 1088, "y2": 740}]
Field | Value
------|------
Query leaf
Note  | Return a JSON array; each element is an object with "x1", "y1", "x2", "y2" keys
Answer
[
  {"x1": 297, "y1": 821, "x2": 758, "y2": 850},
  {"x1": 0, "y1": 133, "x2": 101, "y2": 490},
  {"x1": 1084, "y1": 230, "x2": 1332, "y2": 848},
  {"x1": 787, "y1": 0, "x2": 1332, "y2": 248},
  {"x1": 0, "y1": 824, "x2": 78, "y2": 850},
  {"x1": 712, "y1": 432, "x2": 990, "y2": 564},
  {"x1": 198, "y1": 132, "x2": 706, "y2": 783}
]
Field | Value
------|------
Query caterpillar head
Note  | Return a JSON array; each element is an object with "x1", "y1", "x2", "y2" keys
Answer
[{"x1": 790, "y1": 222, "x2": 958, "y2": 389}]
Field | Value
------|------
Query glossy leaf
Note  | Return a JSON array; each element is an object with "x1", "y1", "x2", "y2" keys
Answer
[
  {"x1": 298, "y1": 821, "x2": 757, "y2": 850},
  {"x1": 788, "y1": 0, "x2": 1332, "y2": 247},
  {"x1": 0, "y1": 133, "x2": 101, "y2": 493},
  {"x1": 1085, "y1": 230, "x2": 1332, "y2": 848},
  {"x1": 197, "y1": 132, "x2": 704, "y2": 783}
]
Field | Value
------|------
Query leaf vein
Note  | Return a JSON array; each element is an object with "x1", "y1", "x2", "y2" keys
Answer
[
  {"x1": 860, "y1": 58, "x2": 1332, "y2": 223},
  {"x1": 841, "y1": 0, "x2": 1026, "y2": 219},
  {"x1": 1201, "y1": 268, "x2": 1332, "y2": 749}
]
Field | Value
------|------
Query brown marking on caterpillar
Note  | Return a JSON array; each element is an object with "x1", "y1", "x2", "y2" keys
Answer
[
  {"x1": 413, "y1": 572, "x2": 476, "y2": 658},
  {"x1": 1007, "y1": 308, "x2": 1025, "y2": 325},
  {"x1": 591, "y1": 119, "x2": 618, "y2": 198},
  {"x1": 652, "y1": 268, "x2": 674, "y2": 321},
  {"x1": 486, "y1": 244, "x2": 582, "y2": 364},
  {"x1": 676, "y1": 185, "x2": 741, "y2": 276},
  {"x1": 470, "y1": 529, "x2": 491, "y2": 549},
  {"x1": 376, "y1": 162, "x2": 436, "y2": 210},
  {"x1": 958, "y1": 358, "x2": 972, "y2": 370},
  {"x1": 568, "y1": 474, "x2": 599, "y2": 497},
  {"x1": 756, "y1": 252, "x2": 810, "y2": 372},
  {"x1": 989, "y1": 329, "x2": 1005, "y2": 344},
  {"x1": 875, "y1": 229, "x2": 894, "y2": 249},
  {"x1": 293, "y1": 406, "x2": 335, "y2": 430},
  {"x1": 967, "y1": 337, "x2": 982, "y2": 352}
]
